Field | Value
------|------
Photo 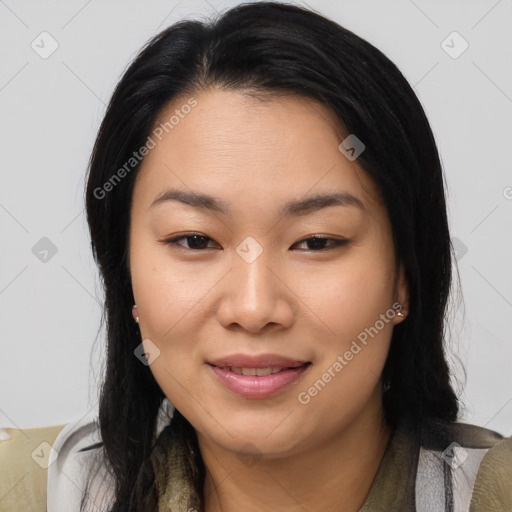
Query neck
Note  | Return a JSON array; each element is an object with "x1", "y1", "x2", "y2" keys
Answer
[{"x1": 200, "y1": 388, "x2": 392, "y2": 512}]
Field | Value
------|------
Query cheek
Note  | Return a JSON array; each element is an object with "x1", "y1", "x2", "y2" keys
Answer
[
  {"x1": 302, "y1": 243, "x2": 396, "y2": 404},
  {"x1": 129, "y1": 241, "x2": 221, "y2": 411},
  {"x1": 129, "y1": 243, "x2": 208, "y2": 407},
  {"x1": 130, "y1": 238, "x2": 215, "y2": 335},
  {"x1": 308, "y1": 257, "x2": 396, "y2": 341},
  {"x1": 299, "y1": 273, "x2": 394, "y2": 426}
]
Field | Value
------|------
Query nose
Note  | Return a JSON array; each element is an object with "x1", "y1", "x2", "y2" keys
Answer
[{"x1": 216, "y1": 248, "x2": 295, "y2": 334}]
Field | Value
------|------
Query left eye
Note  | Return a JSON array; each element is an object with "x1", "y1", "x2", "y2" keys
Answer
[
  {"x1": 161, "y1": 233, "x2": 349, "y2": 252},
  {"x1": 292, "y1": 236, "x2": 350, "y2": 251}
]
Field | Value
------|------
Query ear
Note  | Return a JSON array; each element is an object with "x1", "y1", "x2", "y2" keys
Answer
[{"x1": 393, "y1": 263, "x2": 409, "y2": 324}]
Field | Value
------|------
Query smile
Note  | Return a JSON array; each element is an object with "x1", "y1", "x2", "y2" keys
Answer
[
  {"x1": 216, "y1": 366, "x2": 292, "y2": 376},
  {"x1": 207, "y1": 362, "x2": 312, "y2": 399}
]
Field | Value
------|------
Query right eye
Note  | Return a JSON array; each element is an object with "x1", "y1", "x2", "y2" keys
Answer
[{"x1": 160, "y1": 233, "x2": 221, "y2": 251}]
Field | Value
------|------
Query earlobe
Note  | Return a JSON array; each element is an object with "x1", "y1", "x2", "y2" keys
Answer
[
  {"x1": 132, "y1": 304, "x2": 139, "y2": 323},
  {"x1": 395, "y1": 264, "x2": 409, "y2": 322}
]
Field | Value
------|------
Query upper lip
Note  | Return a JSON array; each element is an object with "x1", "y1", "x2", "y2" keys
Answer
[{"x1": 207, "y1": 353, "x2": 310, "y2": 369}]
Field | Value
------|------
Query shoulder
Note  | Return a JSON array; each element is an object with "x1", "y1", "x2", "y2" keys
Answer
[
  {"x1": 469, "y1": 432, "x2": 512, "y2": 511},
  {"x1": 415, "y1": 420, "x2": 512, "y2": 511},
  {"x1": 47, "y1": 412, "x2": 115, "y2": 512},
  {"x1": 0, "y1": 424, "x2": 65, "y2": 512},
  {"x1": 47, "y1": 399, "x2": 175, "y2": 512}
]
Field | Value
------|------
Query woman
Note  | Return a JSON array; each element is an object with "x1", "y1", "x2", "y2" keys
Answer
[{"x1": 47, "y1": 2, "x2": 511, "y2": 511}]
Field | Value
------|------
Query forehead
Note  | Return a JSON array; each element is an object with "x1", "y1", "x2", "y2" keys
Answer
[
  {"x1": 133, "y1": 88, "x2": 382, "y2": 215},
  {"x1": 150, "y1": 88, "x2": 347, "y2": 156}
]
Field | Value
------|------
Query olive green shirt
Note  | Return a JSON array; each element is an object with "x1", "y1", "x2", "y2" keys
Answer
[
  {"x1": 359, "y1": 418, "x2": 512, "y2": 511},
  {"x1": 3, "y1": 400, "x2": 509, "y2": 511}
]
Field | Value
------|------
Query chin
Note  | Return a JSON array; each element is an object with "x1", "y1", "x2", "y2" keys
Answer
[{"x1": 210, "y1": 417, "x2": 308, "y2": 455}]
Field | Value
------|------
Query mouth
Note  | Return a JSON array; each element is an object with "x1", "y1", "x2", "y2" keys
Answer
[
  {"x1": 206, "y1": 361, "x2": 312, "y2": 399},
  {"x1": 208, "y1": 363, "x2": 311, "y2": 376}
]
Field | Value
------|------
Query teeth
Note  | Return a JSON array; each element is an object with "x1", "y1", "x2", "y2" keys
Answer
[
  {"x1": 221, "y1": 366, "x2": 286, "y2": 376},
  {"x1": 257, "y1": 368, "x2": 273, "y2": 376},
  {"x1": 228, "y1": 367, "x2": 242, "y2": 375}
]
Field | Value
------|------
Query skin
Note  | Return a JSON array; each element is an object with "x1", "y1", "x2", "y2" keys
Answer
[{"x1": 128, "y1": 88, "x2": 409, "y2": 511}]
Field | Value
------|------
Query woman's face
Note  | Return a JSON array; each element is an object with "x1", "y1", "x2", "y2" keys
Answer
[{"x1": 129, "y1": 88, "x2": 408, "y2": 458}]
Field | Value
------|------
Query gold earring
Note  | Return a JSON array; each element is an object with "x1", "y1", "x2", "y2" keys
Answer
[{"x1": 132, "y1": 304, "x2": 139, "y2": 324}]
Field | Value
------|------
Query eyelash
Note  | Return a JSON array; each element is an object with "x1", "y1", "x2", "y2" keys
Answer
[{"x1": 160, "y1": 233, "x2": 350, "y2": 252}]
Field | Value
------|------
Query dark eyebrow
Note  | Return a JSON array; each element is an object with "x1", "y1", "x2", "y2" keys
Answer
[
  {"x1": 282, "y1": 191, "x2": 364, "y2": 216},
  {"x1": 148, "y1": 189, "x2": 365, "y2": 216},
  {"x1": 148, "y1": 189, "x2": 231, "y2": 214}
]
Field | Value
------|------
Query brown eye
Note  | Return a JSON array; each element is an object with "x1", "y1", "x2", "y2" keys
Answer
[
  {"x1": 292, "y1": 236, "x2": 350, "y2": 251},
  {"x1": 162, "y1": 233, "x2": 220, "y2": 251}
]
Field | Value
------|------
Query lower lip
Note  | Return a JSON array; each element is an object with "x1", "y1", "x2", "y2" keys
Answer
[{"x1": 208, "y1": 363, "x2": 311, "y2": 399}]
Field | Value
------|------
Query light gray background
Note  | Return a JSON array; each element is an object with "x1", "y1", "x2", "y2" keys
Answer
[{"x1": 1, "y1": 0, "x2": 511, "y2": 434}]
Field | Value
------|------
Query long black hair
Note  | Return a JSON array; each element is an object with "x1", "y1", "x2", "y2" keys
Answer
[{"x1": 83, "y1": 2, "x2": 460, "y2": 510}]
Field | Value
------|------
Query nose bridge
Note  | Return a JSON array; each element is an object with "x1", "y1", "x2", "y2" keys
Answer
[
  {"x1": 216, "y1": 237, "x2": 293, "y2": 332},
  {"x1": 233, "y1": 240, "x2": 276, "y2": 307}
]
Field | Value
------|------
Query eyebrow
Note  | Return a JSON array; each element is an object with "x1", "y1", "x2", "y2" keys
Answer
[{"x1": 148, "y1": 188, "x2": 365, "y2": 216}]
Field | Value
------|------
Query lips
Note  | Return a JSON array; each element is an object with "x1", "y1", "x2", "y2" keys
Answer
[
  {"x1": 217, "y1": 366, "x2": 293, "y2": 376},
  {"x1": 207, "y1": 353, "x2": 310, "y2": 369},
  {"x1": 206, "y1": 353, "x2": 312, "y2": 398}
]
